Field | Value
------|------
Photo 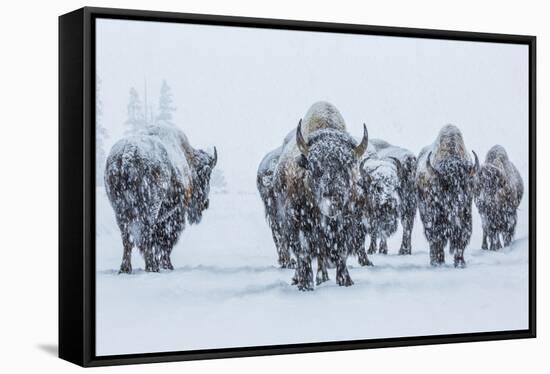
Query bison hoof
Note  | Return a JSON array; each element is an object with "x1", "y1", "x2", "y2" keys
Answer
[
  {"x1": 358, "y1": 257, "x2": 373, "y2": 267},
  {"x1": 297, "y1": 282, "x2": 314, "y2": 291},
  {"x1": 118, "y1": 266, "x2": 132, "y2": 274},
  {"x1": 398, "y1": 248, "x2": 411, "y2": 255},
  {"x1": 316, "y1": 272, "x2": 329, "y2": 286},
  {"x1": 454, "y1": 258, "x2": 466, "y2": 268},
  {"x1": 337, "y1": 275, "x2": 354, "y2": 287},
  {"x1": 359, "y1": 257, "x2": 374, "y2": 267},
  {"x1": 161, "y1": 263, "x2": 174, "y2": 271}
]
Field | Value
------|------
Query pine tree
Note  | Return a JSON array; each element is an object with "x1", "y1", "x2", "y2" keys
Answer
[
  {"x1": 96, "y1": 75, "x2": 109, "y2": 186},
  {"x1": 156, "y1": 80, "x2": 176, "y2": 124},
  {"x1": 126, "y1": 87, "x2": 146, "y2": 131}
]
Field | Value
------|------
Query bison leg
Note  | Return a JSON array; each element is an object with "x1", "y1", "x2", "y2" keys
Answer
[
  {"x1": 144, "y1": 250, "x2": 160, "y2": 272},
  {"x1": 160, "y1": 248, "x2": 174, "y2": 270},
  {"x1": 429, "y1": 240, "x2": 445, "y2": 266},
  {"x1": 293, "y1": 255, "x2": 314, "y2": 291},
  {"x1": 450, "y1": 239, "x2": 466, "y2": 268},
  {"x1": 378, "y1": 235, "x2": 388, "y2": 255},
  {"x1": 489, "y1": 229, "x2": 502, "y2": 251},
  {"x1": 453, "y1": 247, "x2": 466, "y2": 268},
  {"x1": 481, "y1": 228, "x2": 488, "y2": 250},
  {"x1": 354, "y1": 224, "x2": 373, "y2": 266},
  {"x1": 398, "y1": 214, "x2": 413, "y2": 255},
  {"x1": 502, "y1": 231, "x2": 513, "y2": 247},
  {"x1": 278, "y1": 243, "x2": 296, "y2": 269},
  {"x1": 316, "y1": 254, "x2": 330, "y2": 286},
  {"x1": 335, "y1": 257, "x2": 353, "y2": 287},
  {"x1": 449, "y1": 226, "x2": 469, "y2": 267},
  {"x1": 502, "y1": 212, "x2": 517, "y2": 247},
  {"x1": 273, "y1": 225, "x2": 296, "y2": 269},
  {"x1": 143, "y1": 234, "x2": 160, "y2": 273},
  {"x1": 357, "y1": 248, "x2": 373, "y2": 267},
  {"x1": 119, "y1": 231, "x2": 133, "y2": 274},
  {"x1": 367, "y1": 233, "x2": 378, "y2": 254}
]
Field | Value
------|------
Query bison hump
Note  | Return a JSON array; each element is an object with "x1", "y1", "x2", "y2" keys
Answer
[{"x1": 302, "y1": 101, "x2": 346, "y2": 138}]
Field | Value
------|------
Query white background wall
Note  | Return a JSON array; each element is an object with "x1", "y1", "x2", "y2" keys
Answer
[{"x1": 0, "y1": 0, "x2": 546, "y2": 372}]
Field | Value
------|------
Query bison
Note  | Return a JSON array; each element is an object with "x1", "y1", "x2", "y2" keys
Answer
[
  {"x1": 416, "y1": 124, "x2": 478, "y2": 267},
  {"x1": 257, "y1": 144, "x2": 296, "y2": 268},
  {"x1": 474, "y1": 145, "x2": 523, "y2": 250},
  {"x1": 104, "y1": 124, "x2": 217, "y2": 273},
  {"x1": 370, "y1": 139, "x2": 417, "y2": 254},
  {"x1": 358, "y1": 156, "x2": 400, "y2": 256},
  {"x1": 271, "y1": 101, "x2": 369, "y2": 290}
]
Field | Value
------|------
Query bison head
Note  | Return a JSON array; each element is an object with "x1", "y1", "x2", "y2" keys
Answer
[
  {"x1": 296, "y1": 120, "x2": 368, "y2": 218},
  {"x1": 426, "y1": 150, "x2": 479, "y2": 222},
  {"x1": 360, "y1": 160, "x2": 400, "y2": 213},
  {"x1": 187, "y1": 147, "x2": 217, "y2": 224}
]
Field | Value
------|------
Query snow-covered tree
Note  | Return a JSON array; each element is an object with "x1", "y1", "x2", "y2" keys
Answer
[
  {"x1": 126, "y1": 87, "x2": 146, "y2": 131},
  {"x1": 156, "y1": 80, "x2": 176, "y2": 124},
  {"x1": 96, "y1": 75, "x2": 109, "y2": 186}
]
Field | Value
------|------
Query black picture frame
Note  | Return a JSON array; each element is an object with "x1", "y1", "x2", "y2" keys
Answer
[{"x1": 59, "y1": 6, "x2": 537, "y2": 367}]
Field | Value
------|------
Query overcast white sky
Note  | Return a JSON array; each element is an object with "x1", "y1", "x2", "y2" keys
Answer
[{"x1": 96, "y1": 18, "x2": 529, "y2": 194}]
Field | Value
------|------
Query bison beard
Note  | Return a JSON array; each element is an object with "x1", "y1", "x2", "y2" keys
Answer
[{"x1": 105, "y1": 126, "x2": 216, "y2": 274}]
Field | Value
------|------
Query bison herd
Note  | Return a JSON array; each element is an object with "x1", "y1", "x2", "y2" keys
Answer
[
  {"x1": 105, "y1": 101, "x2": 524, "y2": 291},
  {"x1": 256, "y1": 101, "x2": 524, "y2": 290}
]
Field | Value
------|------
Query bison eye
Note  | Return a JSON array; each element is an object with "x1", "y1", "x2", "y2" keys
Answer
[{"x1": 297, "y1": 154, "x2": 308, "y2": 169}]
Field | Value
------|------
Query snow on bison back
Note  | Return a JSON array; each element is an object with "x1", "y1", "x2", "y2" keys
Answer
[{"x1": 104, "y1": 124, "x2": 217, "y2": 274}]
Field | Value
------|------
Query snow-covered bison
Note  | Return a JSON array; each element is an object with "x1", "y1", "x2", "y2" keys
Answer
[
  {"x1": 416, "y1": 124, "x2": 479, "y2": 267},
  {"x1": 370, "y1": 139, "x2": 418, "y2": 254},
  {"x1": 358, "y1": 156, "x2": 400, "y2": 257},
  {"x1": 257, "y1": 144, "x2": 296, "y2": 268},
  {"x1": 474, "y1": 145, "x2": 523, "y2": 250},
  {"x1": 271, "y1": 101, "x2": 369, "y2": 290},
  {"x1": 105, "y1": 125, "x2": 217, "y2": 273}
]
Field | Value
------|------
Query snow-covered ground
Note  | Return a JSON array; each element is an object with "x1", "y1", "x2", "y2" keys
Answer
[{"x1": 96, "y1": 186, "x2": 529, "y2": 356}]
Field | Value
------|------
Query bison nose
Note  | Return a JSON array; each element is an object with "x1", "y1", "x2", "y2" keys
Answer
[{"x1": 204, "y1": 199, "x2": 209, "y2": 209}]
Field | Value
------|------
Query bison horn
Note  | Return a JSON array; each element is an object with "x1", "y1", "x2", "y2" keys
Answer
[
  {"x1": 296, "y1": 119, "x2": 309, "y2": 157},
  {"x1": 354, "y1": 124, "x2": 369, "y2": 159},
  {"x1": 426, "y1": 152, "x2": 440, "y2": 178},
  {"x1": 211, "y1": 146, "x2": 217, "y2": 167},
  {"x1": 471, "y1": 150, "x2": 479, "y2": 175},
  {"x1": 389, "y1": 156, "x2": 402, "y2": 176}
]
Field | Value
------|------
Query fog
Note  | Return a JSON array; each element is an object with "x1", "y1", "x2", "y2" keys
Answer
[{"x1": 96, "y1": 18, "x2": 529, "y2": 194}]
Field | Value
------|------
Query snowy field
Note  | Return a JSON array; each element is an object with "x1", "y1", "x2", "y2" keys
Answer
[
  {"x1": 94, "y1": 18, "x2": 530, "y2": 357},
  {"x1": 96, "y1": 187, "x2": 529, "y2": 356}
]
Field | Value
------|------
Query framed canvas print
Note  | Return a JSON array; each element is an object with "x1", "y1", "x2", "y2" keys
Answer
[{"x1": 59, "y1": 7, "x2": 536, "y2": 367}]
